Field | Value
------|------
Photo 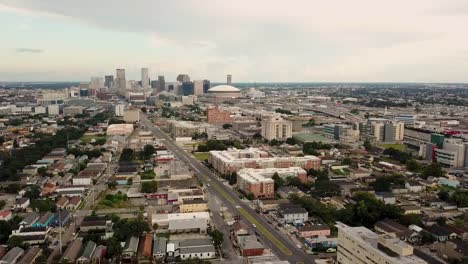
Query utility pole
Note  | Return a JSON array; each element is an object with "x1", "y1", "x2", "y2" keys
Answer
[{"x1": 58, "y1": 209, "x2": 62, "y2": 255}]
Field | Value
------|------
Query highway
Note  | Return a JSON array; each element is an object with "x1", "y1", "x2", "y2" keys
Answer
[{"x1": 140, "y1": 114, "x2": 315, "y2": 264}]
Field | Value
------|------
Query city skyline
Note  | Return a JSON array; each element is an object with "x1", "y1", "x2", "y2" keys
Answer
[{"x1": 1, "y1": 0, "x2": 468, "y2": 83}]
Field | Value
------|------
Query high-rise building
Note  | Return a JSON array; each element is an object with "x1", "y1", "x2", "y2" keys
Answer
[
  {"x1": 203, "y1": 80, "x2": 211, "y2": 93},
  {"x1": 141, "y1": 68, "x2": 149, "y2": 89},
  {"x1": 104, "y1": 75, "x2": 114, "y2": 89},
  {"x1": 151, "y1": 80, "x2": 159, "y2": 89},
  {"x1": 115, "y1": 69, "x2": 126, "y2": 92},
  {"x1": 227, "y1": 74, "x2": 232, "y2": 85},
  {"x1": 360, "y1": 118, "x2": 404, "y2": 143},
  {"x1": 193, "y1": 80, "x2": 204, "y2": 96},
  {"x1": 90, "y1": 77, "x2": 104, "y2": 90},
  {"x1": 336, "y1": 222, "x2": 425, "y2": 264},
  {"x1": 176, "y1": 74, "x2": 190, "y2": 83},
  {"x1": 182, "y1": 82, "x2": 194, "y2": 96},
  {"x1": 158, "y1": 76, "x2": 165, "y2": 92},
  {"x1": 261, "y1": 116, "x2": 293, "y2": 141}
]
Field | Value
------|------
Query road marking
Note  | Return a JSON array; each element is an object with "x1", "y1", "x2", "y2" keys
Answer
[{"x1": 238, "y1": 207, "x2": 293, "y2": 256}]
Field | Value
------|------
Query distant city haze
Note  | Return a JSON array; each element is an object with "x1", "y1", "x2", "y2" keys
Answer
[{"x1": 1, "y1": 0, "x2": 468, "y2": 82}]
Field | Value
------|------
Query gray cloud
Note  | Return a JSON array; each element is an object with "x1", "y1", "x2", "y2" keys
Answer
[{"x1": 16, "y1": 48, "x2": 44, "y2": 53}]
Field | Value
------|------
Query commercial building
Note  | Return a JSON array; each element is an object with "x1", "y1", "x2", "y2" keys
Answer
[
  {"x1": 360, "y1": 118, "x2": 404, "y2": 143},
  {"x1": 336, "y1": 222, "x2": 425, "y2": 264},
  {"x1": 237, "y1": 167, "x2": 308, "y2": 198},
  {"x1": 206, "y1": 106, "x2": 231, "y2": 124},
  {"x1": 179, "y1": 199, "x2": 209, "y2": 213},
  {"x1": 104, "y1": 75, "x2": 114, "y2": 89},
  {"x1": 106, "y1": 124, "x2": 134, "y2": 136},
  {"x1": 278, "y1": 206, "x2": 308, "y2": 224},
  {"x1": 115, "y1": 69, "x2": 126, "y2": 92},
  {"x1": 324, "y1": 123, "x2": 360, "y2": 142},
  {"x1": 63, "y1": 106, "x2": 84, "y2": 116},
  {"x1": 261, "y1": 116, "x2": 293, "y2": 141},
  {"x1": 434, "y1": 138, "x2": 468, "y2": 168},
  {"x1": 178, "y1": 238, "x2": 216, "y2": 260},
  {"x1": 141, "y1": 68, "x2": 149, "y2": 89},
  {"x1": 227, "y1": 74, "x2": 232, "y2": 85},
  {"x1": 237, "y1": 170, "x2": 274, "y2": 199},
  {"x1": 166, "y1": 120, "x2": 211, "y2": 138},
  {"x1": 193, "y1": 80, "x2": 204, "y2": 96},
  {"x1": 209, "y1": 148, "x2": 320, "y2": 174},
  {"x1": 152, "y1": 212, "x2": 210, "y2": 234},
  {"x1": 158, "y1": 76, "x2": 165, "y2": 92}
]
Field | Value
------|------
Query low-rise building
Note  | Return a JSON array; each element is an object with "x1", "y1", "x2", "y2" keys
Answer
[
  {"x1": 0, "y1": 247, "x2": 24, "y2": 264},
  {"x1": 179, "y1": 199, "x2": 209, "y2": 213},
  {"x1": 61, "y1": 240, "x2": 82, "y2": 263},
  {"x1": 298, "y1": 224, "x2": 331, "y2": 238},
  {"x1": 178, "y1": 238, "x2": 216, "y2": 260},
  {"x1": 278, "y1": 205, "x2": 308, "y2": 224}
]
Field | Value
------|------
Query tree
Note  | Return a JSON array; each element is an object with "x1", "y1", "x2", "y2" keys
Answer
[
  {"x1": 272, "y1": 172, "x2": 284, "y2": 191},
  {"x1": 371, "y1": 174, "x2": 406, "y2": 192},
  {"x1": 450, "y1": 190, "x2": 468, "y2": 207},
  {"x1": 269, "y1": 139, "x2": 281, "y2": 146},
  {"x1": 106, "y1": 237, "x2": 123, "y2": 258},
  {"x1": 0, "y1": 201, "x2": 5, "y2": 210},
  {"x1": 142, "y1": 145, "x2": 156, "y2": 160},
  {"x1": 252, "y1": 133, "x2": 263, "y2": 140},
  {"x1": 7, "y1": 236, "x2": 24, "y2": 249},
  {"x1": 399, "y1": 214, "x2": 422, "y2": 226},
  {"x1": 141, "y1": 107, "x2": 147, "y2": 113},
  {"x1": 438, "y1": 190, "x2": 450, "y2": 201},
  {"x1": 222, "y1": 123, "x2": 232, "y2": 129},
  {"x1": 341, "y1": 158, "x2": 353, "y2": 166},
  {"x1": 120, "y1": 148, "x2": 135, "y2": 161},
  {"x1": 422, "y1": 163, "x2": 444, "y2": 178},
  {"x1": 0, "y1": 221, "x2": 12, "y2": 243},
  {"x1": 228, "y1": 172, "x2": 237, "y2": 185},
  {"x1": 6, "y1": 183, "x2": 21, "y2": 194},
  {"x1": 406, "y1": 159, "x2": 421, "y2": 172},
  {"x1": 285, "y1": 137, "x2": 297, "y2": 145},
  {"x1": 363, "y1": 139, "x2": 372, "y2": 151},
  {"x1": 141, "y1": 181, "x2": 158, "y2": 193},
  {"x1": 350, "y1": 109, "x2": 359, "y2": 115},
  {"x1": 25, "y1": 185, "x2": 41, "y2": 200},
  {"x1": 12, "y1": 139, "x2": 19, "y2": 148},
  {"x1": 37, "y1": 166, "x2": 48, "y2": 175},
  {"x1": 209, "y1": 229, "x2": 224, "y2": 248}
]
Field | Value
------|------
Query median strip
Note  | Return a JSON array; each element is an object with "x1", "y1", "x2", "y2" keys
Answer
[{"x1": 238, "y1": 207, "x2": 293, "y2": 256}]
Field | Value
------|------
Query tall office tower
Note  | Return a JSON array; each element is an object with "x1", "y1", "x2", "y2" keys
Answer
[
  {"x1": 151, "y1": 80, "x2": 159, "y2": 89},
  {"x1": 336, "y1": 222, "x2": 425, "y2": 264},
  {"x1": 227, "y1": 74, "x2": 232, "y2": 85},
  {"x1": 158, "y1": 76, "x2": 165, "y2": 92},
  {"x1": 193, "y1": 80, "x2": 204, "y2": 95},
  {"x1": 203, "y1": 80, "x2": 211, "y2": 93},
  {"x1": 182, "y1": 82, "x2": 194, "y2": 96},
  {"x1": 104, "y1": 75, "x2": 114, "y2": 89},
  {"x1": 261, "y1": 116, "x2": 293, "y2": 141},
  {"x1": 141, "y1": 68, "x2": 149, "y2": 89},
  {"x1": 90, "y1": 77, "x2": 104, "y2": 90},
  {"x1": 176, "y1": 74, "x2": 190, "y2": 83},
  {"x1": 115, "y1": 69, "x2": 126, "y2": 92}
]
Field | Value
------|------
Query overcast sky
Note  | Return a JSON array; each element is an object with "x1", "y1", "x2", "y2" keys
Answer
[{"x1": 1, "y1": 0, "x2": 468, "y2": 82}]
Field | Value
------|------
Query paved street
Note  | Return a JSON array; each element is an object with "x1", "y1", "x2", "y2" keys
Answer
[{"x1": 140, "y1": 114, "x2": 315, "y2": 264}]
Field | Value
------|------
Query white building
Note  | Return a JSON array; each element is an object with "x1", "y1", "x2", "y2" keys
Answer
[
  {"x1": 152, "y1": 212, "x2": 210, "y2": 234},
  {"x1": 193, "y1": 80, "x2": 204, "y2": 96},
  {"x1": 47, "y1": 105, "x2": 60, "y2": 115},
  {"x1": 182, "y1": 95, "x2": 197, "y2": 105},
  {"x1": 278, "y1": 207, "x2": 308, "y2": 224},
  {"x1": 360, "y1": 118, "x2": 404, "y2": 143},
  {"x1": 107, "y1": 124, "x2": 134, "y2": 136},
  {"x1": 261, "y1": 116, "x2": 292, "y2": 141},
  {"x1": 336, "y1": 222, "x2": 426, "y2": 264},
  {"x1": 34, "y1": 106, "x2": 47, "y2": 114},
  {"x1": 115, "y1": 104, "x2": 125, "y2": 116},
  {"x1": 72, "y1": 175, "x2": 92, "y2": 186}
]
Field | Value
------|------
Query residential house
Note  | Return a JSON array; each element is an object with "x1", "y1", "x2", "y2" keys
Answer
[
  {"x1": 66, "y1": 196, "x2": 82, "y2": 210},
  {"x1": 56, "y1": 197, "x2": 69, "y2": 210},
  {"x1": 137, "y1": 234, "x2": 153, "y2": 263},
  {"x1": 19, "y1": 212, "x2": 39, "y2": 227},
  {"x1": 401, "y1": 205, "x2": 422, "y2": 215},
  {"x1": 15, "y1": 198, "x2": 30, "y2": 210},
  {"x1": 61, "y1": 240, "x2": 83, "y2": 263},
  {"x1": 123, "y1": 236, "x2": 139, "y2": 259},
  {"x1": 153, "y1": 236, "x2": 167, "y2": 261},
  {"x1": 178, "y1": 238, "x2": 216, "y2": 260},
  {"x1": 298, "y1": 224, "x2": 331, "y2": 238},
  {"x1": 278, "y1": 205, "x2": 308, "y2": 224},
  {"x1": 445, "y1": 225, "x2": 468, "y2": 241},
  {"x1": 32, "y1": 212, "x2": 55, "y2": 227},
  {"x1": 426, "y1": 225, "x2": 457, "y2": 242},
  {"x1": 0, "y1": 247, "x2": 24, "y2": 264},
  {"x1": 91, "y1": 245, "x2": 106, "y2": 264},
  {"x1": 375, "y1": 192, "x2": 396, "y2": 204},
  {"x1": 51, "y1": 210, "x2": 71, "y2": 227},
  {"x1": 405, "y1": 181, "x2": 425, "y2": 193},
  {"x1": 232, "y1": 220, "x2": 250, "y2": 237},
  {"x1": 0, "y1": 211, "x2": 12, "y2": 221},
  {"x1": 17, "y1": 246, "x2": 42, "y2": 264},
  {"x1": 79, "y1": 216, "x2": 112, "y2": 233},
  {"x1": 77, "y1": 241, "x2": 96, "y2": 264}
]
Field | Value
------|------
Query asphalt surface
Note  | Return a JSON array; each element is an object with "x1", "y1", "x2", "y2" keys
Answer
[{"x1": 141, "y1": 114, "x2": 315, "y2": 264}]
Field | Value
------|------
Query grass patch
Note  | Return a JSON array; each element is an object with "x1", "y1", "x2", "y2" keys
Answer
[
  {"x1": 238, "y1": 207, "x2": 292, "y2": 256},
  {"x1": 96, "y1": 192, "x2": 128, "y2": 209},
  {"x1": 193, "y1": 152, "x2": 209, "y2": 161},
  {"x1": 80, "y1": 134, "x2": 106, "y2": 144},
  {"x1": 140, "y1": 170, "x2": 156, "y2": 180},
  {"x1": 379, "y1": 143, "x2": 405, "y2": 151}
]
